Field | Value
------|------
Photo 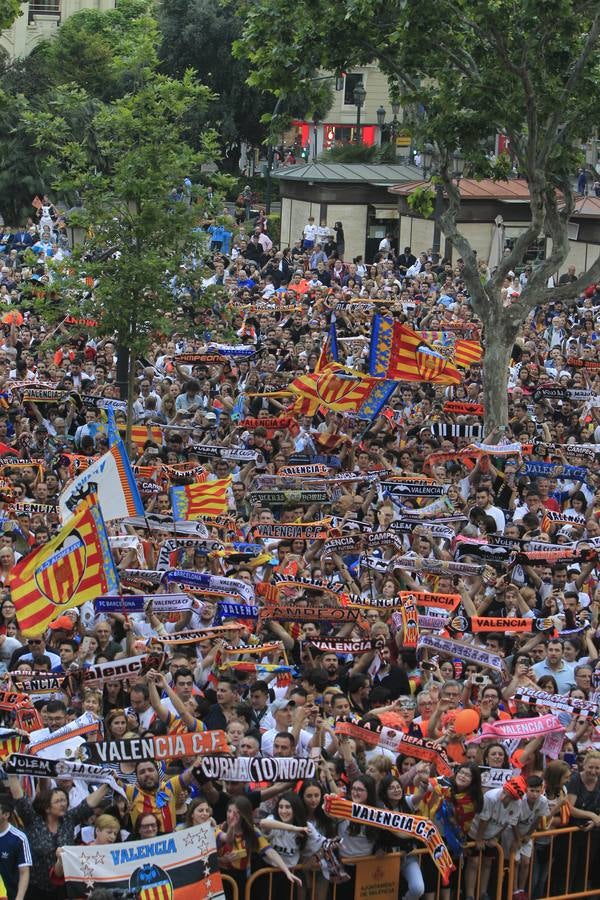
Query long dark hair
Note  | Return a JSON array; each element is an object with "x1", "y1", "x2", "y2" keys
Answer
[
  {"x1": 275, "y1": 791, "x2": 308, "y2": 851},
  {"x1": 482, "y1": 742, "x2": 510, "y2": 769},
  {"x1": 226, "y1": 797, "x2": 258, "y2": 852},
  {"x1": 450, "y1": 763, "x2": 483, "y2": 814},
  {"x1": 347, "y1": 775, "x2": 378, "y2": 837},
  {"x1": 378, "y1": 774, "x2": 410, "y2": 812},
  {"x1": 299, "y1": 780, "x2": 336, "y2": 838}
]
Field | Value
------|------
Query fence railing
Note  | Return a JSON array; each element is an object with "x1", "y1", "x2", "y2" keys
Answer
[
  {"x1": 243, "y1": 841, "x2": 505, "y2": 900},
  {"x1": 234, "y1": 827, "x2": 599, "y2": 900}
]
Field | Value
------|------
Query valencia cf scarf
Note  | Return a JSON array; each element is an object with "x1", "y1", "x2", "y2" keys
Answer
[{"x1": 323, "y1": 794, "x2": 454, "y2": 885}]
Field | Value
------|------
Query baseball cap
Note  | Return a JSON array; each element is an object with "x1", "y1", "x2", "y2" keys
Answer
[
  {"x1": 270, "y1": 699, "x2": 295, "y2": 713},
  {"x1": 49, "y1": 616, "x2": 75, "y2": 631},
  {"x1": 503, "y1": 776, "x2": 527, "y2": 799},
  {"x1": 203, "y1": 412, "x2": 217, "y2": 422}
]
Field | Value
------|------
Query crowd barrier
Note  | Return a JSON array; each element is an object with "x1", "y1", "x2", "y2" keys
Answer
[{"x1": 238, "y1": 829, "x2": 600, "y2": 900}]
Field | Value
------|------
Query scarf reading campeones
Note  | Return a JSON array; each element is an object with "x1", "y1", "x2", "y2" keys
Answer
[{"x1": 323, "y1": 795, "x2": 455, "y2": 885}]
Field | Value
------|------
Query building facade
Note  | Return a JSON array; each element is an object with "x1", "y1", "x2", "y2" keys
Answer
[{"x1": 0, "y1": 0, "x2": 115, "y2": 60}]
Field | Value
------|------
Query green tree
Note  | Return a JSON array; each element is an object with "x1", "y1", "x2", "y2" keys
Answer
[
  {"x1": 236, "y1": 0, "x2": 600, "y2": 433},
  {"x1": 37, "y1": 0, "x2": 155, "y2": 101},
  {"x1": 26, "y1": 42, "x2": 217, "y2": 449},
  {"x1": 158, "y1": 0, "x2": 272, "y2": 166},
  {"x1": 0, "y1": 0, "x2": 24, "y2": 33}
]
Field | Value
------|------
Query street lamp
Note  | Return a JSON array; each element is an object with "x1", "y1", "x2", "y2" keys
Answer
[
  {"x1": 376, "y1": 106, "x2": 386, "y2": 148},
  {"x1": 353, "y1": 82, "x2": 366, "y2": 144},
  {"x1": 422, "y1": 142, "x2": 434, "y2": 177},
  {"x1": 452, "y1": 149, "x2": 465, "y2": 180},
  {"x1": 312, "y1": 116, "x2": 320, "y2": 161},
  {"x1": 421, "y1": 143, "x2": 464, "y2": 259},
  {"x1": 391, "y1": 100, "x2": 400, "y2": 146}
]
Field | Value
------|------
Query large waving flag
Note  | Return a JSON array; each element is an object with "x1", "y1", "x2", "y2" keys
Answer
[
  {"x1": 419, "y1": 331, "x2": 483, "y2": 369},
  {"x1": 10, "y1": 502, "x2": 118, "y2": 636},
  {"x1": 369, "y1": 316, "x2": 461, "y2": 384},
  {"x1": 59, "y1": 440, "x2": 144, "y2": 523},
  {"x1": 171, "y1": 477, "x2": 232, "y2": 520},
  {"x1": 290, "y1": 362, "x2": 396, "y2": 419},
  {"x1": 454, "y1": 339, "x2": 483, "y2": 368}
]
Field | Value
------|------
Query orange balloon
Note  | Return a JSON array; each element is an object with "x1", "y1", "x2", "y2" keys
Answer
[
  {"x1": 378, "y1": 711, "x2": 406, "y2": 729},
  {"x1": 453, "y1": 708, "x2": 480, "y2": 735},
  {"x1": 2, "y1": 310, "x2": 23, "y2": 325}
]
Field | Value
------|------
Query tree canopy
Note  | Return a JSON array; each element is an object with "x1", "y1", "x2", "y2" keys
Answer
[
  {"x1": 236, "y1": 0, "x2": 600, "y2": 431},
  {"x1": 25, "y1": 29, "x2": 217, "y2": 446}
]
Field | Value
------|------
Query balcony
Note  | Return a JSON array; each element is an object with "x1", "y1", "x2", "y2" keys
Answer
[{"x1": 28, "y1": 0, "x2": 61, "y2": 24}]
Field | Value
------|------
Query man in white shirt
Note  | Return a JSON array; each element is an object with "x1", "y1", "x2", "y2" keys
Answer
[
  {"x1": 302, "y1": 216, "x2": 317, "y2": 249},
  {"x1": 473, "y1": 486, "x2": 506, "y2": 532},
  {"x1": 260, "y1": 699, "x2": 313, "y2": 757}
]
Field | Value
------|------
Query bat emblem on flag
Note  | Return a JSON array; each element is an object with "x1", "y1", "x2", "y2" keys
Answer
[
  {"x1": 34, "y1": 534, "x2": 87, "y2": 606},
  {"x1": 130, "y1": 864, "x2": 173, "y2": 900}
]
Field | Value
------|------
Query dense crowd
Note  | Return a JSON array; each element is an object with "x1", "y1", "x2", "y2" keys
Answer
[{"x1": 0, "y1": 198, "x2": 597, "y2": 900}]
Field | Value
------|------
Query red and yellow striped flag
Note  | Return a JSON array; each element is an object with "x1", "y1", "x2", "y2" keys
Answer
[
  {"x1": 290, "y1": 363, "x2": 378, "y2": 413},
  {"x1": 170, "y1": 477, "x2": 232, "y2": 520},
  {"x1": 369, "y1": 316, "x2": 461, "y2": 384},
  {"x1": 454, "y1": 339, "x2": 483, "y2": 368},
  {"x1": 9, "y1": 502, "x2": 118, "y2": 636}
]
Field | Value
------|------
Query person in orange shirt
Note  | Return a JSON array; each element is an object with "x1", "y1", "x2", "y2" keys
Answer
[{"x1": 287, "y1": 271, "x2": 310, "y2": 295}]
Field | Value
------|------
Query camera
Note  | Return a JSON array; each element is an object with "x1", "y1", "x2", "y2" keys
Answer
[{"x1": 472, "y1": 674, "x2": 490, "y2": 686}]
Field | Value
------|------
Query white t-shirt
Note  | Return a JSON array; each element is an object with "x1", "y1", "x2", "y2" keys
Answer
[{"x1": 260, "y1": 726, "x2": 313, "y2": 757}]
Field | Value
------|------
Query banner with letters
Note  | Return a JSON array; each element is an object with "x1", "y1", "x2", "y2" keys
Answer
[{"x1": 61, "y1": 822, "x2": 225, "y2": 900}]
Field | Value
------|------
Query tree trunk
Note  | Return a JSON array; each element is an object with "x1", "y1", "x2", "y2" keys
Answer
[
  {"x1": 125, "y1": 343, "x2": 136, "y2": 457},
  {"x1": 116, "y1": 344, "x2": 129, "y2": 400},
  {"x1": 482, "y1": 314, "x2": 519, "y2": 436}
]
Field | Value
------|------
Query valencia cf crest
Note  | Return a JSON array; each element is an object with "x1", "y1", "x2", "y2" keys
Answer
[
  {"x1": 130, "y1": 864, "x2": 174, "y2": 900},
  {"x1": 34, "y1": 534, "x2": 87, "y2": 606}
]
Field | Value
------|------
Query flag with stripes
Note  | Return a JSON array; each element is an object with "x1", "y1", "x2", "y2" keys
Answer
[
  {"x1": 61, "y1": 822, "x2": 225, "y2": 900},
  {"x1": 369, "y1": 316, "x2": 461, "y2": 384},
  {"x1": 454, "y1": 339, "x2": 483, "y2": 368},
  {"x1": 9, "y1": 502, "x2": 118, "y2": 636},
  {"x1": 170, "y1": 477, "x2": 232, "y2": 520},
  {"x1": 59, "y1": 440, "x2": 144, "y2": 523},
  {"x1": 290, "y1": 363, "x2": 386, "y2": 415}
]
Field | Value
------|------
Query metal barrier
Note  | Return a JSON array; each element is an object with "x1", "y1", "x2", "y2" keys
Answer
[
  {"x1": 220, "y1": 872, "x2": 240, "y2": 900},
  {"x1": 242, "y1": 841, "x2": 504, "y2": 900},
  {"x1": 505, "y1": 825, "x2": 600, "y2": 900}
]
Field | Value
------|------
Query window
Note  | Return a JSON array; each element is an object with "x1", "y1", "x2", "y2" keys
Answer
[{"x1": 344, "y1": 74, "x2": 364, "y2": 106}]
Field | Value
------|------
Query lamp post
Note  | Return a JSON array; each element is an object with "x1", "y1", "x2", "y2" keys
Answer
[
  {"x1": 376, "y1": 105, "x2": 386, "y2": 147},
  {"x1": 391, "y1": 100, "x2": 400, "y2": 150},
  {"x1": 421, "y1": 144, "x2": 465, "y2": 258},
  {"x1": 312, "y1": 117, "x2": 320, "y2": 160},
  {"x1": 353, "y1": 82, "x2": 366, "y2": 144}
]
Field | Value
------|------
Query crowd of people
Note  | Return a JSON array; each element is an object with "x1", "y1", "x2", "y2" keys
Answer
[{"x1": 0, "y1": 196, "x2": 597, "y2": 900}]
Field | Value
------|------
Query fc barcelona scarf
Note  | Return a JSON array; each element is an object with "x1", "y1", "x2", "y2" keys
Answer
[{"x1": 323, "y1": 794, "x2": 455, "y2": 885}]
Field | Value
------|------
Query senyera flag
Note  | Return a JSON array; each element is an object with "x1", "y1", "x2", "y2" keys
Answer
[
  {"x1": 9, "y1": 501, "x2": 118, "y2": 636},
  {"x1": 61, "y1": 821, "x2": 225, "y2": 900},
  {"x1": 59, "y1": 439, "x2": 144, "y2": 523},
  {"x1": 170, "y1": 477, "x2": 232, "y2": 520}
]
